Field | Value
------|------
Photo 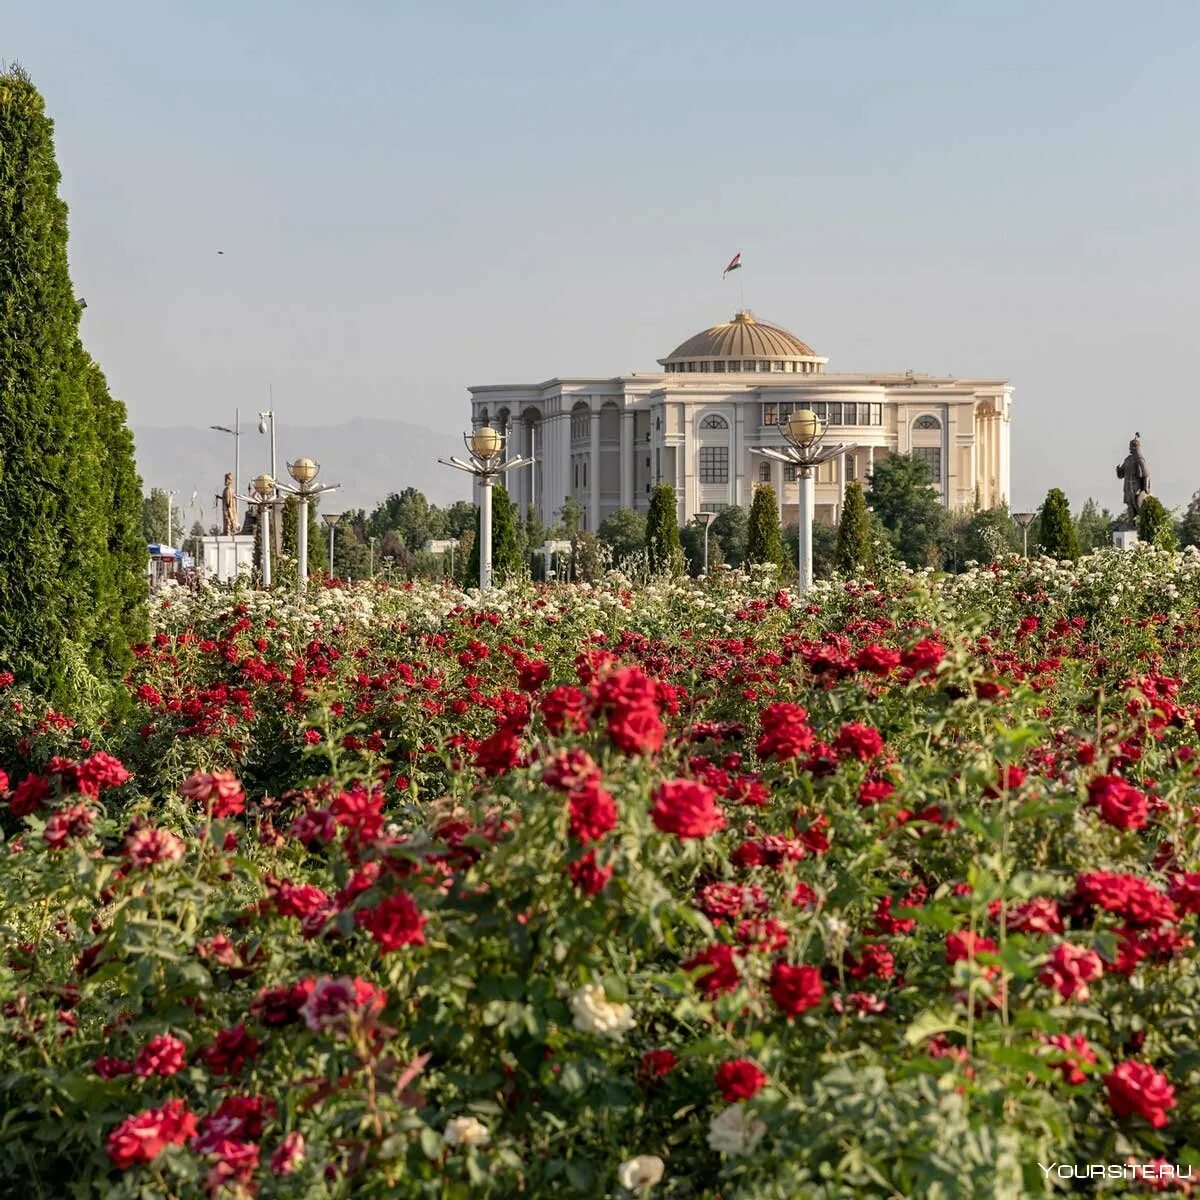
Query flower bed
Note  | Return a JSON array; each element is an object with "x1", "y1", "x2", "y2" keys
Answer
[{"x1": 2, "y1": 550, "x2": 1199, "y2": 1197}]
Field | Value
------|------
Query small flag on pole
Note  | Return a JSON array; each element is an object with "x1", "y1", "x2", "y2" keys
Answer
[{"x1": 722, "y1": 252, "x2": 742, "y2": 278}]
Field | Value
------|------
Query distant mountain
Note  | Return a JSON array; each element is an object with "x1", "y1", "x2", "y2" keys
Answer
[{"x1": 132, "y1": 417, "x2": 472, "y2": 531}]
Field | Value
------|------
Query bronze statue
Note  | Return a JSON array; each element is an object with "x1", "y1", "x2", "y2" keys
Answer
[
  {"x1": 1116, "y1": 433, "x2": 1150, "y2": 524},
  {"x1": 218, "y1": 472, "x2": 238, "y2": 535}
]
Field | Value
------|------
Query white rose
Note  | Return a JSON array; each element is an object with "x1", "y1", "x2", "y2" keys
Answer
[
  {"x1": 569, "y1": 983, "x2": 635, "y2": 1040},
  {"x1": 443, "y1": 1116, "x2": 490, "y2": 1148},
  {"x1": 706, "y1": 1104, "x2": 766, "y2": 1156},
  {"x1": 618, "y1": 1155, "x2": 665, "y2": 1191}
]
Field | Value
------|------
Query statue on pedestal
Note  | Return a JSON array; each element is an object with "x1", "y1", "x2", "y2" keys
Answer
[
  {"x1": 1116, "y1": 434, "x2": 1150, "y2": 526},
  {"x1": 217, "y1": 472, "x2": 238, "y2": 536}
]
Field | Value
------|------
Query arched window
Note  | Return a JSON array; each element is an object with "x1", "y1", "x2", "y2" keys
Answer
[
  {"x1": 700, "y1": 414, "x2": 729, "y2": 430},
  {"x1": 914, "y1": 414, "x2": 941, "y2": 431}
]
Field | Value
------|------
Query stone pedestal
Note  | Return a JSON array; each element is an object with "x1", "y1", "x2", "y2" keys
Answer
[
  {"x1": 1112, "y1": 530, "x2": 1139, "y2": 551},
  {"x1": 201, "y1": 535, "x2": 256, "y2": 583}
]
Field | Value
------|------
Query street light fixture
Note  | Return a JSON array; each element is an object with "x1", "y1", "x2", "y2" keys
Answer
[
  {"x1": 751, "y1": 410, "x2": 855, "y2": 591},
  {"x1": 273, "y1": 458, "x2": 339, "y2": 599},
  {"x1": 165, "y1": 489, "x2": 179, "y2": 547},
  {"x1": 250, "y1": 474, "x2": 275, "y2": 586},
  {"x1": 258, "y1": 409, "x2": 281, "y2": 559},
  {"x1": 1012, "y1": 511, "x2": 1037, "y2": 558},
  {"x1": 697, "y1": 510, "x2": 718, "y2": 576},
  {"x1": 439, "y1": 426, "x2": 534, "y2": 590},
  {"x1": 323, "y1": 512, "x2": 342, "y2": 575},
  {"x1": 210, "y1": 410, "x2": 241, "y2": 498}
]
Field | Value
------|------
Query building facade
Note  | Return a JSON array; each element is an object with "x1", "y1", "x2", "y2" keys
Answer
[{"x1": 468, "y1": 310, "x2": 1012, "y2": 530}]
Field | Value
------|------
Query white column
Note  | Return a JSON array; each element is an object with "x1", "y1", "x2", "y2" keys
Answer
[
  {"x1": 837, "y1": 451, "x2": 847, "y2": 517},
  {"x1": 479, "y1": 476, "x2": 494, "y2": 590},
  {"x1": 296, "y1": 493, "x2": 309, "y2": 598},
  {"x1": 260, "y1": 503, "x2": 272, "y2": 587},
  {"x1": 620, "y1": 410, "x2": 634, "y2": 510},
  {"x1": 588, "y1": 407, "x2": 600, "y2": 531},
  {"x1": 798, "y1": 468, "x2": 814, "y2": 590},
  {"x1": 774, "y1": 460, "x2": 784, "y2": 522}
]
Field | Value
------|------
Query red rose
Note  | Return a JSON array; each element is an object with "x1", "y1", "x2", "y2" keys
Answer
[
  {"x1": 107, "y1": 1099, "x2": 197, "y2": 1168},
  {"x1": 202, "y1": 1024, "x2": 261, "y2": 1075},
  {"x1": 854, "y1": 644, "x2": 900, "y2": 676},
  {"x1": 43, "y1": 802, "x2": 95, "y2": 849},
  {"x1": 683, "y1": 943, "x2": 741, "y2": 997},
  {"x1": 1103, "y1": 1060, "x2": 1176, "y2": 1128},
  {"x1": 134, "y1": 1033, "x2": 187, "y2": 1078},
  {"x1": 638, "y1": 1048, "x2": 678, "y2": 1081},
  {"x1": 607, "y1": 705, "x2": 665, "y2": 756},
  {"x1": 540, "y1": 686, "x2": 589, "y2": 735},
  {"x1": 945, "y1": 931, "x2": 997, "y2": 965},
  {"x1": 1087, "y1": 775, "x2": 1149, "y2": 831},
  {"x1": 649, "y1": 779, "x2": 726, "y2": 839},
  {"x1": 517, "y1": 660, "x2": 551, "y2": 691},
  {"x1": 568, "y1": 782, "x2": 618, "y2": 843},
  {"x1": 1038, "y1": 942, "x2": 1103, "y2": 1002},
  {"x1": 756, "y1": 703, "x2": 814, "y2": 761},
  {"x1": 715, "y1": 1058, "x2": 766, "y2": 1101},
  {"x1": 543, "y1": 748, "x2": 601, "y2": 793},
  {"x1": 834, "y1": 722, "x2": 885, "y2": 762},
  {"x1": 900, "y1": 638, "x2": 946, "y2": 675},
  {"x1": 1041, "y1": 1033, "x2": 1096, "y2": 1086},
  {"x1": 356, "y1": 891, "x2": 427, "y2": 951},
  {"x1": 181, "y1": 769, "x2": 245, "y2": 817},
  {"x1": 769, "y1": 961, "x2": 824, "y2": 1017},
  {"x1": 567, "y1": 850, "x2": 613, "y2": 895}
]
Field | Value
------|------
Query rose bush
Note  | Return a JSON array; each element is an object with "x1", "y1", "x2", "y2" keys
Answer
[{"x1": 1, "y1": 548, "x2": 1199, "y2": 1196}]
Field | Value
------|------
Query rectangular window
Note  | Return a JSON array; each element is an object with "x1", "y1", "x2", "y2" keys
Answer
[
  {"x1": 913, "y1": 445, "x2": 942, "y2": 485},
  {"x1": 758, "y1": 461, "x2": 771, "y2": 482},
  {"x1": 784, "y1": 465, "x2": 798, "y2": 483},
  {"x1": 698, "y1": 446, "x2": 729, "y2": 483},
  {"x1": 872, "y1": 403, "x2": 883, "y2": 425},
  {"x1": 699, "y1": 361, "x2": 710, "y2": 373},
  {"x1": 761, "y1": 402, "x2": 778, "y2": 427},
  {"x1": 810, "y1": 402, "x2": 825, "y2": 422}
]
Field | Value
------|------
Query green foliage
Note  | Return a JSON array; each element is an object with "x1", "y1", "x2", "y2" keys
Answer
[
  {"x1": 1037, "y1": 488, "x2": 1079, "y2": 560},
  {"x1": 710, "y1": 505, "x2": 749, "y2": 568},
  {"x1": 865, "y1": 454, "x2": 948, "y2": 568},
  {"x1": 557, "y1": 495, "x2": 585, "y2": 538},
  {"x1": 0, "y1": 65, "x2": 145, "y2": 702},
  {"x1": 1074, "y1": 498, "x2": 1115, "y2": 553},
  {"x1": 645, "y1": 485, "x2": 683, "y2": 575},
  {"x1": 281, "y1": 495, "x2": 328, "y2": 575},
  {"x1": 746, "y1": 487, "x2": 783, "y2": 568},
  {"x1": 597, "y1": 508, "x2": 647, "y2": 567},
  {"x1": 141, "y1": 487, "x2": 170, "y2": 544},
  {"x1": 834, "y1": 481, "x2": 873, "y2": 575},
  {"x1": 950, "y1": 504, "x2": 1021, "y2": 568},
  {"x1": 1137, "y1": 495, "x2": 1177, "y2": 549}
]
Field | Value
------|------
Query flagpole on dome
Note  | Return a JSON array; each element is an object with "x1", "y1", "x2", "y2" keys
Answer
[{"x1": 722, "y1": 251, "x2": 744, "y2": 312}]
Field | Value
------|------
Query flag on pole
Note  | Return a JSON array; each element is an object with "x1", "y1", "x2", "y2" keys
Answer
[{"x1": 722, "y1": 252, "x2": 742, "y2": 278}]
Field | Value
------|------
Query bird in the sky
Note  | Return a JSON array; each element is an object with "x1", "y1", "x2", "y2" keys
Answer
[{"x1": 217, "y1": 250, "x2": 224, "y2": 255}]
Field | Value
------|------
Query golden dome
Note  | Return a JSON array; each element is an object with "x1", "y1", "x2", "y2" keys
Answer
[{"x1": 659, "y1": 310, "x2": 818, "y2": 367}]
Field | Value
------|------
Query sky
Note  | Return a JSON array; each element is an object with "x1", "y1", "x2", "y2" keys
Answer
[{"x1": 7, "y1": 0, "x2": 1200, "y2": 512}]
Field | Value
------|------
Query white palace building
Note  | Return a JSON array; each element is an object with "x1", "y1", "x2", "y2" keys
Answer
[{"x1": 468, "y1": 310, "x2": 1012, "y2": 531}]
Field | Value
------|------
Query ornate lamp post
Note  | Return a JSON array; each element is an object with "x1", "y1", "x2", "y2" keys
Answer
[
  {"x1": 323, "y1": 512, "x2": 342, "y2": 575},
  {"x1": 250, "y1": 473, "x2": 275, "y2": 586},
  {"x1": 1012, "y1": 511, "x2": 1036, "y2": 558},
  {"x1": 275, "y1": 457, "x2": 339, "y2": 599},
  {"x1": 751, "y1": 410, "x2": 855, "y2": 591},
  {"x1": 697, "y1": 510, "x2": 718, "y2": 576},
  {"x1": 439, "y1": 426, "x2": 534, "y2": 590}
]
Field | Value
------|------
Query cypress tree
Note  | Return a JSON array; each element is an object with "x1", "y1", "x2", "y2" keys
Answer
[
  {"x1": 1136, "y1": 495, "x2": 1176, "y2": 549},
  {"x1": 834, "y1": 481, "x2": 873, "y2": 575},
  {"x1": 0, "y1": 65, "x2": 145, "y2": 698},
  {"x1": 1038, "y1": 488, "x2": 1079, "y2": 560},
  {"x1": 645, "y1": 485, "x2": 683, "y2": 575},
  {"x1": 746, "y1": 486, "x2": 783, "y2": 567}
]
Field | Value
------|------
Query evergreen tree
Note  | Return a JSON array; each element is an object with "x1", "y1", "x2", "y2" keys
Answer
[
  {"x1": 1075, "y1": 498, "x2": 1115, "y2": 553},
  {"x1": 465, "y1": 485, "x2": 521, "y2": 587},
  {"x1": 1037, "y1": 488, "x2": 1079, "y2": 560},
  {"x1": 1136, "y1": 496, "x2": 1176, "y2": 549},
  {"x1": 281, "y1": 495, "x2": 328, "y2": 575},
  {"x1": 1178, "y1": 491, "x2": 1200, "y2": 549},
  {"x1": 557, "y1": 495, "x2": 585, "y2": 539},
  {"x1": 0, "y1": 65, "x2": 145, "y2": 698},
  {"x1": 142, "y1": 491, "x2": 163, "y2": 542},
  {"x1": 711, "y1": 505, "x2": 749, "y2": 567},
  {"x1": 746, "y1": 486, "x2": 784, "y2": 567},
  {"x1": 645, "y1": 485, "x2": 683, "y2": 575},
  {"x1": 597, "y1": 508, "x2": 647, "y2": 566},
  {"x1": 834, "y1": 481, "x2": 873, "y2": 574},
  {"x1": 864, "y1": 455, "x2": 948, "y2": 568}
]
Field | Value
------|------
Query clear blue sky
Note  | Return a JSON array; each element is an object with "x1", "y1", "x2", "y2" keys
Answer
[{"x1": 8, "y1": 0, "x2": 1200, "y2": 511}]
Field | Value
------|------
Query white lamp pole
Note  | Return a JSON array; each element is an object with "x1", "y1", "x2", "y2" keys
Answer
[
  {"x1": 259, "y1": 410, "x2": 281, "y2": 559},
  {"x1": 1012, "y1": 511, "x2": 1036, "y2": 558},
  {"x1": 238, "y1": 475, "x2": 275, "y2": 587},
  {"x1": 751, "y1": 410, "x2": 855, "y2": 592},
  {"x1": 276, "y1": 458, "x2": 339, "y2": 600},
  {"x1": 324, "y1": 512, "x2": 342, "y2": 575},
  {"x1": 166, "y1": 489, "x2": 179, "y2": 547},
  {"x1": 439, "y1": 426, "x2": 535, "y2": 591},
  {"x1": 698, "y1": 510, "x2": 718, "y2": 576}
]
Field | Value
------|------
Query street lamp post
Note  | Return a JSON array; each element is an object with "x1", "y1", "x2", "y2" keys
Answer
[
  {"x1": 166, "y1": 490, "x2": 179, "y2": 547},
  {"x1": 698, "y1": 510, "x2": 718, "y2": 576},
  {"x1": 258, "y1": 410, "x2": 282, "y2": 559},
  {"x1": 1012, "y1": 511, "x2": 1037, "y2": 558},
  {"x1": 274, "y1": 458, "x2": 339, "y2": 600},
  {"x1": 251, "y1": 474, "x2": 274, "y2": 586},
  {"x1": 210, "y1": 410, "x2": 241, "y2": 498},
  {"x1": 323, "y1": 512, "x2": 342, "y2": 576},
  {"x1": 751, "y1": 410, "x2": 855, "y2": 592},
  {"x1": 369, "y1": 536, "x2": 377, "y2": 579},
  {"x1": 438, "y1": 426, "x2": 534, "y2": 590}
]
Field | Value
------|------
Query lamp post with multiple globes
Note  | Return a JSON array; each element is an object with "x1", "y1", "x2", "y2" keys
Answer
[
  {"x1": 274, "y1": 457, "x2": 339, "y2": 599},
  {"x1": 751, "y1": 410, "x2": 856, "y2": 591},
  {"x1": 438, "y1": 426, "x2": 534, "y2": 590}
]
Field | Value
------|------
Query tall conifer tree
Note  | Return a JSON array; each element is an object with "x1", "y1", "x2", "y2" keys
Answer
[
  {"x1": 645, "y1": 485, "x2": 683, "y2": 575},
  {"x1": 834, "y1": 482, "x2": 873, "y2": 575},
  {"x1": 0, "y1": 65, "x2": 146, "y2": 697},
  {"x1": 746, "y1": 486, "x2": 783, "y2": 567}
]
